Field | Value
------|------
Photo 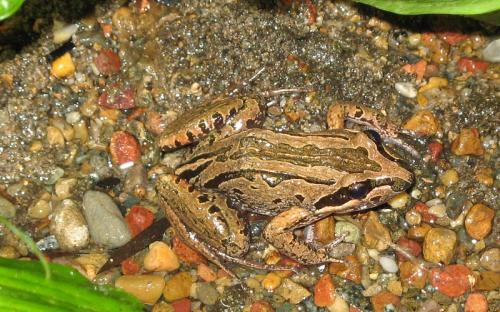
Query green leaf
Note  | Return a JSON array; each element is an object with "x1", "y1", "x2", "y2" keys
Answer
[
  {"x1": 0, "y1": 0, "x2": 25, "y2": 21},
  {"x1": 354, "y1": 0, "x2": 500, "y2": 15}
]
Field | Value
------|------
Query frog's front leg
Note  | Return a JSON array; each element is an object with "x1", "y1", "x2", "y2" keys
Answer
[{"x1": 263, "y1": 207, "x2": 354, "y2": 264}]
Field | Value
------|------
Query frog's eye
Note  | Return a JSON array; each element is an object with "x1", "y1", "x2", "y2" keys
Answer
[{"x1": 348, "y1": 181, "x2": 371, "y2": 199}]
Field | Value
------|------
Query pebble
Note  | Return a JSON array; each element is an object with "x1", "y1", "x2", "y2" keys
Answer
[
  {"x1": 262, "y1": 272, "x2": 282, "y2": 291},
  {"x1": 464, "y1": 293, "x2": 488, "y2": 312},
  {"x1": 403, "y1": 110, "x2": 440, "y2": 136},
  {"x1": 53, "y1": 23, "x2": 78, "y2": 44},
  {"x1": 405, "y1": 210, "x2": 421, "y2": 226},
  {"x1": 387, "y1": 280, "x2": 402, "y2": 296},
  {"x1": 49, "y1": 199, "x2": 89, "y2": 251},
  {"x1": 418, "y1": 77, "x2": 448, "y2": 93},
  {"x1": 313, "y1": 216, "x2": 335, "y2": 245},
  {"x1": 334, "y1": 221, "x2": 360, "y2": 244},
  {"x1": 196, "y1": 282, "x2": 219, "y2": 305},
  {"x1": 479, "y1": 248, "x2": 500, "y2": 272},
  {"x1": 423, "y1": 227, "x2": 456, "y2": 264},
  {"x1": 0, "y1": 195, "x2": 16, "y2": 218},
  {"x1": 482, "y1": 38, "x2": 500, "y2": 62},
  {"x1": 163, "y1": 271, "x2": 193, "y2": 302},
  {"x1": 429, "y1": 264, "x2": 472, "y2": 297},
  {"x1": 363, "y1": 212, "x2": 391, "y2": 251},
  {"x1": 387, "y1": 192, "x2": 410, "y2": 209},
  {"x1": 197, "y1": 263, "x2": 217, "y2": 282},
  {"x1": 451, "y1": 128, "x2": 485, "y2": 156},
  {"x1": 276, "y1": 278, "x2": 311, "y2": 304},
  {"x1": 445, "y1": 192, "x2": 467, "y2": 219},
  {"x1": 54, "y1": 178, "x2": 77, "y2": 200},
  {"x1": 65, "y1": 111, "x2": 81, "y2": 125},
  {"x1": 370, "y1": 291, "x2": 400, "y2": 312},
  {"x1": 439, "y1": 169, "x2": 459, "y2": 187},
  {"x1": 399, "y1": 261, "x2": 427, "y2": 289},
  {"x1": 46, "y1": 126, "x2": 65, "y2": 146},
  {"x1": 476, "y1": 271, "x2": 500, "y2": 290},
  {"x1": 143, "y1": 241, "x2": 179, "y2": 272},
  {"x1": 51, "y1": 52, "x2": 75, "y2": 78},
  {"x1": 416, "y1": 299, "x2": 440, "y2": 312},
  {"x1": 327, "y1": 295, "x2": 349, "y2": 312},
  {"x1": 475, "y1": 167, "x2": 494, "y2": 186},
  {"x1": 0, "y1": 245, "x2": 19, "y2": 259},
  {"x1": 379, "y1": 256, "x2": 398, "y2": 273},
  {"x1": 395, "y1": 82, "x2": 417, "y2": 98},
  {"x1": 82, "y1": 190, "x2": 131, "y2": 248},
  {"x1": 464, "y1": 203, "x2": 494, "y2": 240},
  {"x1": 115, "y1": 274, "x2": 165, "y2": 305},
  {"x1": 109, "y1": 131, "x2": 141, "y2": 166},
  {"x1": 328, "y1": 255, "x2": 362, "y2": 284},
  {"x1": 396, "y1": 238, "x2": 421, "y2": 261}
]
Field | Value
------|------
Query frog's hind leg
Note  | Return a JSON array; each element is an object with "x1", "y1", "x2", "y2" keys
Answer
[{"x1": 263, "y1": 207, "x2": 353, "y2": 265}]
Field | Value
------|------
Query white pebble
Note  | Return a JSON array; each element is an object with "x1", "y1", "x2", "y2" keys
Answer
[
  {"x1": 428, "y1": 203, "x2": 447, "y2": 218},
  {"x1": 65, "y1": 111, "x2": 81, "y2": 125},
  {"x1": 395, "y1": 82, "x2": 417, "y2": 98},
  {"x1": 327, "y1": 295, "x2": 349, "y2": 312},
  {"x1": 53, "y1": 24, "x2": 78, "y2": 44},
  {"x1": 379, "y1": 255, "x2": 399, "y2": 273},
  {"x1": 482, "y1": 38, "x2": 500, "y2": 63}
]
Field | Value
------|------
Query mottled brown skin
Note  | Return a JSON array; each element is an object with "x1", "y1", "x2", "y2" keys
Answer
[{"x1": 156, "y1": 100, "x2": 415, "y2": 270}]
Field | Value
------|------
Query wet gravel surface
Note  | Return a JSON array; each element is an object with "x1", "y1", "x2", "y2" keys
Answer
[{"x1": 0, "y1": 0, "x2": 498, "y2": 311}]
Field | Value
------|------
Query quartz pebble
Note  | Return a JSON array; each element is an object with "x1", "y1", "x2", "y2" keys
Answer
[
  {"x1": 399, "y1": 261, "x2": 427, "y2": 289},
  {"x1": 439, "y1": 169, "x2": 459, "y2": 187},
  {"x1": 50, "y1": 199, "x2": 89, "y2": 251},
  {"x1": 276, "y1": 278, "x2": 311, "y2": 304},
  {"x1": 387, "y1": 192, "x2": 410, "y2": 209},
  {"x1": 0, "y1": 195, "x2": 16, "y2": 218},
  {"x1": 423, "y1": 227, "x2": 456, "y2": 264},
  {"x1": 482, "y1": 38, "x2": 500, "y2": 63},
  {"x1": 363, "y1": 212, "x2": 391, "y2": 251},
  {"x1": 327, "y1": 295, "x2": 349, "y2": 312},
  {"x1": 163, "y1": 272, "x2": 193, "y2": 302},
  {"x1": 395, "y1": 82, "x2": 417, "y2": 98},
  {"x1": 403, "y1": 110, "x2": 439, "y2": 136},
  {"x1": 54, "y1": 178, "x2": 77, "y2": 200},
  {"x1": 379, "y1": 256, "x2": 398, "y2": 273},
  {"x1": 143, "y1": 241, "x2": 179, "y2": 272},
  {"x1": 480, "y1": 248, "x2": 500, "y2": 272},
  {"x1": 115, "y1": 274, "x2": 165, "y2": 305},
  {"x1": 196, "y1": 282, "x2": 219, "y2": 305},
  {"x1": 464, "y1": 204, "x2": 494, "y2": 240},
  {"x1": 82, "y1": 190, "x2": 131, "y2": 248}
]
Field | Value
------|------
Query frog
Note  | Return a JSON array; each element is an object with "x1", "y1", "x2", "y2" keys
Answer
[{"x1": 155, "y1": 95, "x2": 415, "y2": 272}]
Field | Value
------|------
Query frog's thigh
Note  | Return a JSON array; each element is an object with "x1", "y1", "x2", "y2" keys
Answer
[{"x1": 263, "y1": 207, "x2": 340, "y2": 265}]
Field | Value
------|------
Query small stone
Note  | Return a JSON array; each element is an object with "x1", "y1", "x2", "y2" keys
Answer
[
  {"x1": 482, "y1": 38, "x2": 500, "y2": 63},
  {"x1": 54, "y1": 178, "x2": 77, "y2": 200},
  {"x1": 387, "y1": 280, "x2": 402, "y2": 296},
  {"x1": 408, "y1": 34, "x2": 421, "y2": 46},
  {"x1": 476, "y1": 271, "x2": 500, "y2": 290},
  {"x1": 464, "y1": 204, "x2": 494, "y2": 240},
  {"x1": 326, "y1": 295, "x2": 349, "y2": 312},
  {"x1": 395, "y1": 82, "x2": 417, "y2": 98},
  {"x1": 163, "y1": 272, "x2": 193, "y2": 302},
  {"x1": 379, "y1": 256, "x2": 398, "y2": 273},
  {"x1": 27, "y1": 196, "x2": 50, "y2": 219},
  {"x1": 396, "y1": 238, "x2": 422, "y2": 261},
  {"x1": 115, "y1": 274, "x2": 165, "y2": 305},
  {"x1": 417, "y1": 299, "x2": 440, "y2": 312},
  {"x1": 405, "y1": 210, "x2": 421, "y2": 226},
  {"x1": 65, "y1": 111, "x2": 81, "y2": 125},
  {"x1": 388, "y1": 192, "x2": 410, "y2": 209},
  {"x1": 73, "y1": 121, "x2": 89, "y2": 143},
  {"x1": 428, "y1": 203, "x2": 447, "y2": 218},
  {"x1": 480, "y1": 248, "x2": 500, "y2": 272},
  {"x1": 334, "y1": 221, "x2": 360, "y2": 244},
  {"x1": 0, "y1": 195, "x2": 16, "y2": 218},
  {"x1": 403, "y1": 110, "x2": 440, "y2": 136},
  {"x1": 197, "y1": 263, "x2": 217, "y2": 282},
  {"x1": 363, "y1": 212, "x2": 391, "y2": 251},
  {"x1": 418, "y1": 77, "x2": 448, "y2": 93},
  {"x1": 82, "y1": 191, "x2": 131, "y2": 248},
  {"x1": 370, "y1": 291, "x2": 400, "y2": 312},
  {"x1": 429, "y1": 264, "x2": 473, "y2": 297},
  {"x1": 451, "y1": 128, "x2": 485, "y2": 156},
  {"x1": 439, "y1": 169, "x2": 459, "y2": 187},
  {"x1": 464, "y1": 293, "x2": 488, "y2": 312},
  {"x1": 109, "y1": 131, "x2": 141, "y2": 166},
  {"x1": 328, "y1": 255, "x2": 362, "y2": 284},
  {"x1": 262, "y1": 272, "x2": 282, "y2": 291},
  {"x1": 423, "y1": 227, "x2": 456, "y2": 264},
  {"x1": 143, "y1": 241, "x2": 179, "y2": 272},
  {"x1": 475, "y1": 167, "x2": 494, "y2": 186},
  {"x1": 399, "y1": 261, "x2": 427, "y2": 289},
  {"x1": 51, "y1": 52, "x2": 75, "y2": 78},
  {"x1": 276, "y1": 278, "x2": 311, "y2": 304},
  {"x1": 313, "y1": 216, "x2": 335, "y2": 245},
  {"x1": 250, "y1": 300, "x2": 274, "y2": 312},
  {"x1": 0, "y1": 245, "x2": 19, "y2": 259},
  {"x1": 196, "y1": 282, "x2": 219, "y2": 305},
  {"x1": 46, "y1": 126, "x2": 65, "y2": 146},
  {"x1": 50, "y1": 199, "x2": 89, "y2": 252}
]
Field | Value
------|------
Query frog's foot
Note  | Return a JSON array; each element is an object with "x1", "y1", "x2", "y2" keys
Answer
[
  {"x1": 327, "y1": 101, "x2": 420, "y2": 159},
  {"x1": 263, "y1": 207, "x2": 344, "y2": 265}
]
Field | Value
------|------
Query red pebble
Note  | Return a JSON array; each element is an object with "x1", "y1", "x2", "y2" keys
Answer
[
  {"x1": 414, "y1": 202, "x2": 436, "y2": 223},
  {"x1": 429, "y1": 264, "x2": 473, "y2": 297},
  {"x1": 109, "y1": 131, "x2": 141, "y2": 165},
  {"x1": 99, "y1": 85, "x2": 135, "y2": 110},
  {"x1": 438, "y1": 32, "x2": 468, "y2": 45},
  {"x1": 250, "y1": 300, "x2": 275, "y2": 312},
  {"x1": 396, "y1": 238, "x2": 422, "y2": 261},
  {"x1": 171, "y1": 298, "x2": 191, "y2": 312},
  {"x1": 125, "y1": 205, "x2": 154, "y2": 237},
  {"x1": 428, "y1": 141, "x2": 443, "y2": 162},
  {"x1": 121, "y1": 258, "x2": 140, "y2": 275},
  {"x1": 94, "y1": 49, "x2": 121, "y2": 75},
  {"x1": 457, "y1": 57, "x2": 489, "y2": 74}
]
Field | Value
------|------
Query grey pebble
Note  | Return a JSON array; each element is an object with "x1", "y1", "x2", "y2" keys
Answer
[
  {"x1": 483, "y1": 38, "x2": 500, "y2": 63},
  {"x1": 82, "y1": 190, "x2": 131, "y2": 248},
  {"x1": 50, "y1": 199, "x2": 89, "y2": 251}
]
